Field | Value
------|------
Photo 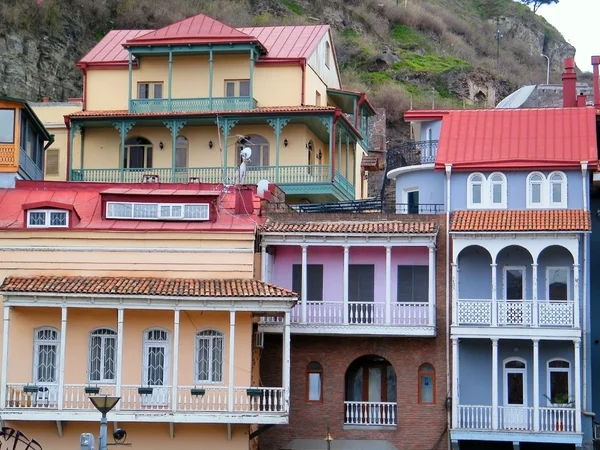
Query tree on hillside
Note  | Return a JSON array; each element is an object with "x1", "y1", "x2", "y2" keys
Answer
[{"x1": 519, "y1": 0, "x2": 559, "y2": 13}]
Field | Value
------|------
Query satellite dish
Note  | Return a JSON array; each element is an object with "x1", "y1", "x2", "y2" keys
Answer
[{"x1": 257, "y1": 179, "x2": 270, "y2": 196}]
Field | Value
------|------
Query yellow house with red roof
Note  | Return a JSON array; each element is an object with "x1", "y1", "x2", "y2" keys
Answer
[
  {"x1": 0, "y1": 180, "x2": 296, "y2": 450},
  {"x1": 48, "y1": 13, "x2": 377, "y2": 203}
]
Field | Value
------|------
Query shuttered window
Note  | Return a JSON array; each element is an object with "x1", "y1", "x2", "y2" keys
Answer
[
  {"x1": 292, "y1": 264, "x2": 324, "y2": 301},
  {"x1": 348, "y1": 265, "x2": 375, "y2": 302},
  {"x1": 397, "y1": 266, "x2": 429, "y2": 302},
  {"x1": 45, "y1": 149, "x2": 60, "y2": 175}
]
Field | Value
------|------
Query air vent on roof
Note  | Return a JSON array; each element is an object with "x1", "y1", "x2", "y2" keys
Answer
[
  {"x1": 45, "y1": 149, "x2": 60, "y2": 176},
  {"x1": 142, "y1": 174, "x2": 160, "y2": 183}
]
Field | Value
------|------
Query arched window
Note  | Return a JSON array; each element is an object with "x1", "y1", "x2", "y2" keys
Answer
[
  {"x1": 89, "y1": 328, "x2": 117, "y2": 383},
  {"x1": 503, "y1": 358, "x2": 527, "y2": 407},
  {"x1": 34, "y1": 327, "x2": 60, "y2": 384},
  {"x1": 418, "y1": 363, "x2": 435, "y2": 404},
  {"x1": 549, "y1": 171, "x2": 567, "y2": 208},
  {"x1": 527, "y1": 172, "x2": 545, "y2": 208},
  {"x1": 124, "y1": 137, "x2": 153, "y2": 169},
  {"x1": 243, "y1": 135, "x2": 269, "y2": 167},
  {"x1": 307, "y1": 361, "x2": 323, "y2": 402},
  {"x1": 175, "y1": 136, "x2": 188, "y2": 169},
  {"x1": 547, "y1": 359, "x2": 571, "y2": 405},
  {"x1": 143, "y1": 328, "x2": 170, "y2": 388},
  {"x1": 195, "y1": 330, "x2": 224, "y2": 383},
  {"x1": 467, "y1": 173, "x2": 485, "y2": 208},
  {"x1": 489, "y1": 172, "x2": 507, "y2": 207}
]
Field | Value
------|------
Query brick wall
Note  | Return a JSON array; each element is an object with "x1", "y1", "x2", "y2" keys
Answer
[{"x1": 258, "y1": 219, "x2": 448, "y2": 450}]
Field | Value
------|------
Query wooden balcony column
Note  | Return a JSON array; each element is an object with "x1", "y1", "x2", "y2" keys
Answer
[
  {"x1": 111, "y1": 120, "x2": 136, "y2": 182},
  {"x1": 0, "y1": 306, "x2": 10, "y2": 409},
  {"x1": 266, "y1": 117, "x2": 291, "y2": 184},
  {"x1": 164, "y1": 119, "x2": 187, "y2": 183}
]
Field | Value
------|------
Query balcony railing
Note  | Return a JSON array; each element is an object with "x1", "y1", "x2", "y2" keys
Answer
[
  {"x1": 334, "y1": 169, "x2": 355, "y2": 200},
  {"x1": 393, "y1": 203, "x2": 445, "y2": 214},
  {"x1": 344, "y1": 401, "x2": 397, "y2": 426},
  {"x1": 394, "y1": 140, "x2": 439, "y2": 167},
  {"x1": 456, "y1": 405, "x2": 576, "y2": 433},
  {"x1": 455, "y1": 299, "x2": 575, "y2": 327},
  {"x1": 19, "y1": 148, "x2": 43, "y2": 180},
  {"x1": 129, "y1": 97, "x2": 257, "y2": 114},
  {"x1": 5, "y1": 383, "x2": 287, "y2": 414}
]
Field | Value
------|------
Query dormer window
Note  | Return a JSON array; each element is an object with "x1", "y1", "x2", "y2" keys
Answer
[
  {"x1": 106, "y1": 202, "x2": 209, "y2": 221},
  {"x1": 27, "y1": 209, "x2": 69, "y2": 228}
]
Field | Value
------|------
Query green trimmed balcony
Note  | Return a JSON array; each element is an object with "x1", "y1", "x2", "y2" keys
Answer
[
  {"x1": 129, "y1": 97, "x2": 257, "y2": 114},
  {"x1": 70, "y1": 164, "x2": 355, "y2": 202}
]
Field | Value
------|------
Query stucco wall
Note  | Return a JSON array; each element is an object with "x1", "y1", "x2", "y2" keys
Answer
[{"x1": 394, "y1": 167, "x2": 445, "y2": 207}]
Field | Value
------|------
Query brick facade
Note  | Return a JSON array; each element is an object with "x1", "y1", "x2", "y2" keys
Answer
[{"x1": 258, "y1": 219, "x2": 448, "y2": 450}]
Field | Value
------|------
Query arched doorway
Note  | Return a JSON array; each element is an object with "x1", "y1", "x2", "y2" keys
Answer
[{"x1": 344, "y1": 355, "x2": 397, "y2": 425}]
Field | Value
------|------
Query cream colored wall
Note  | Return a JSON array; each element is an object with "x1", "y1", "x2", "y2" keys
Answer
[
  {"x1": 304, "y1": 127, "x2": 329, "y2": 166},
  {"x1": 254, "y1": 65, "x2": 302, "y2": 106},
  {"x1": 5, "y1": 421, "x2": 250, "y2": 450},
  {"x1": 213, "y1": 54, "x2": 251, "y2": 97},
  {"x1": 31, "y1": 105, "x2": 81, "y2": 124},
  {"x1": 304, "y1": 65, "x2": 328, "y2": 107},
  {"x1": 86, "y1": 69, "x2": 128, "y2": 110},
  {"x1": 171, "y1": 55, "x2": 210, "y2": 98}
]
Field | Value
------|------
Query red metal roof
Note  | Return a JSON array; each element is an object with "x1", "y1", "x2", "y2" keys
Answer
[
  {"x1": 79, "y1": 30, "x2": 151, "y2": 66},
  {"x1": 434, "y1": 107, "x2": 598, "y2": 170},
  {"x1": 0, "y1": 181, "x2": 264, "y2": 233},
  {"x1": 237, "y1": 25, "x2": 328, "y2": 59}
]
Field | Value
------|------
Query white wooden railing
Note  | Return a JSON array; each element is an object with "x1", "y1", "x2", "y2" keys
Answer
[
  {"x1": 457, "y1": 405, "x2": 576, "y2": 433},
  {"x1": 5, "y1": 384, "x2": 287, "y2": 413},
  {"x1": 344, "y1": 401, "x2": 397, "y2": 426},
  {"x1": 456, "y1": 299, "x2": 575, "y2": 327}
]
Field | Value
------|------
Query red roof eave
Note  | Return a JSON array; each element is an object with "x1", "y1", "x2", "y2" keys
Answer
[
  {"x1": 404, "y1": 110, "x2": 450, "y2": 121},
  {"x1": 123, "y1": 36, "x2": 267, "y2": 53},
  {"x1": 436, "y1": 160, "x2": 598, "y2": 171}
]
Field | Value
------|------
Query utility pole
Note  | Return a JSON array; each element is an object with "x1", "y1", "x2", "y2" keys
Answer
[
  {"x1": 541, "y1": 54, "x2": 550, "y2": 84},
  {"x1": 494, "y1": 17, "x2": 504, "y2": 60}
]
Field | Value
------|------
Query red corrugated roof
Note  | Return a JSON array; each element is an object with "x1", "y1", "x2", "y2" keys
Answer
[
  {"x1": 237, "y1": 25, "x2": 328, "y2": 59},
  {"x1": 79, "y1": 30, "x2": 152, "y2": 65},
  {"x1": 0, "y1": 181, "x2": 264, "y2": 232},
  {"x1": 434, "y1": 107, "x2": 598, "y2": 170}
]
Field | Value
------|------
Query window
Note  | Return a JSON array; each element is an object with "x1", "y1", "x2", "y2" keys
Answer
[
  {"x1": 325, "y1": 41, "x2": 331, "y2": 68},
  {"x1": 34, "y1": 327, "x2": 59, "y2": 383},
  {"x1": 292, "y1": 264, "x2": 324, "y2": 301},
  {"x1": 527, "y1": 172, "x2": 544, "y2": 207},
  {"x1": 137, "y1": 82, "x2": 163, "y2": 99},
  {"x1": 489, "y1": 172, "x2": 507, "y2": 207},
  {"x1": 549, "y1": 171, "x2": 567, "y2": 208},
  {"x1": 503, "y1": 266, "x2": 525, "y2": 300},
  {"x1": 397, "y1": 266, "x2": 429, "y2": 303},
  {"x1": 225, "y1": 80, "x2": 250, "y2": 97},
  {"x1": 547, "y1": 359, "x2": 570, "y2": 405},
  {"x1": 418, "y1": 363, "x2": 435, "y2": 404},
  {"x1": 27, "y1": 209, "x2": 68, "y2": 228},
  {"x1": 175, "y1": 136, "x2": 188, "y2": 169},
  {"x1": 195, "y1": 330, "x2": 224, "y2": 383},
  {"x1": 348, "y1": 265, "x2": 375, "y2": 302},
  {"x1": 124, "y1": 137, "x2": 153, "y2": 169},
  {"x1": 45, "y1": 149, "x2": 60, "y2": 176},
  {"x1": 106, "y1": 202, "x2": 210, "y2": 221},
  {"x1": 244, "y1": 135, "x2": 269, "y2": 167},
  {"x1": 0, "y1": 109, "x2": 15, "y2": 143},
  {"x1": 467, "y1": 173, "x2": 484, "y2": 208},
  {"x1": 547, "y1": 267, "x2": 569, "y2": 301},
  {"x1": 315, "y1": 91, "x2": 322, "y2": 106},
  {"x1": 307, "y1": 361, "x2": 323, "y2": 402},
  {"x1": 89, "y1": 329, "x2": 117, "y2": 382}
]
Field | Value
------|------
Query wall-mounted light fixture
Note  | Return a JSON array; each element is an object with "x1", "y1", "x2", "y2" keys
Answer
[
  {"x1": 284, "y1": 139, "x2": 288, "y2": 147},
  {"x1": 159, "y1": 141, "x2": 164, "y2": 150},
  {"x1": 208, "y1": 140, "x2": 213, "y2": 149},
  {"x1": 316, "y1": 150, "x2": 322, "y2": 160}
]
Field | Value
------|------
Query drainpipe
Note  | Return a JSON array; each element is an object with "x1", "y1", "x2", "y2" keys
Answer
[
  {"x1": 445, "y1": 162, "x2": 452, "y2": 445},
  {"x1": 64, "y1": 116, "x2": 71, "y2": 180},
  {"x1": 581, "y1": 161, "x2": 589, "y2": 412},
  {"x1": 331, "y1": 110, "x2": 342, "y2": 182},
  {"x1": 81, "y1": 64, "x2": 87, "y2": 111},
  {"x1": 592, "y1": 56, "x2": 600, "y2": 108},
  {"x1": 301, "y1": 58, "x2": 306, "y2": 105}
]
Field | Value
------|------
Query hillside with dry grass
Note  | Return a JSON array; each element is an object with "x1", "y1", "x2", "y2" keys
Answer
[{"x1": 0, "y1": 0, "x2": 574, "y2": 142}]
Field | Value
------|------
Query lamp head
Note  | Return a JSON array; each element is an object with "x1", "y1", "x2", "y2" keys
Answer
[{"x1": 89, "y1": 395, "x2": 120, "y2": 415}]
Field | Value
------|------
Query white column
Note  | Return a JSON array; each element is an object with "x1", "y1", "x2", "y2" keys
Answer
[
  {"x1": 116, "y1": 308, "x2": 124, "y2": 410},
  {"x1": 228, "y1": 311, "x2": 236, "y2": 412},
  {"x1": 57, "y1": 306, "x2": 67, "y2": 410},
  {"x1": 452, "y1": 338, "x2": 459, "y2": 428},
  {"x1": 491, "y1": 263, "x2": 497, "y2": 326},
  {"x1": 385, "y1": 246, "x2": 392, "y2": 325},
  {"x1": 0, "y1": 306, "x2": 10, "y2": 409},
  {"x1": 343, "y1": 246, "x2": 350, "y2": 325},
  {"x1": 300, "y1": 245, "x2": 308, "y2": 324},
  {"x1": 533, "y1": 339, "x2": 540, "y2": 431},
  {"x1": 573, "y1": 263, "x2": 580, "y2": 328},
  {"x1": 575, "y1": 339, "x2": 582, "y2": 433},
  {"x1": 428, "y1": 245, "x2": 436, "y2": 327},
  {"x1": 451, "y1": 263, "x2": 458, "y2": 325},
  {"x1": 171, "y1": 309, "x2": 180, "y2": 412},
  {"x1": 532, "y1": 263, "x2": 538, "y2": 327},
  {"x1": 261, "y1": 245, "x2": 268, "y2": 282},
  {"x1": 491, "y1": 338, "x2": 499, "y2": 430},
  {"x1": 282, "y1": 311, "x2": 291, "y2": 412}
]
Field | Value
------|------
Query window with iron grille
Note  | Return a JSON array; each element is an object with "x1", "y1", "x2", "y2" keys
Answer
[
  {"x1": 89, "y1": 329, "x2": 117, "y2": 383},
  {"x1": 195, "y1": 330, "x2": 224, "y2": 383}
]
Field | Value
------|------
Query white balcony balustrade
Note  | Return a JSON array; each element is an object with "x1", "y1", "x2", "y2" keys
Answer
[
  {"x1": 344, "y1": 401, "x2": 397, "y2": 426},
  {"x1": 455, "y1": 299, "x2": 575, "y2": 327}
]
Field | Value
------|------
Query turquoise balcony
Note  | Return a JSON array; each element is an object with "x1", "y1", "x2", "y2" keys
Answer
[{"x1": 129, "y1": 97, "x2": 257, "y2": 114}]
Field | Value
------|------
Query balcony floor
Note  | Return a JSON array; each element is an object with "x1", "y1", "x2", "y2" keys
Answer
[
  {"x1": 450, "y1": 429, "x2": 582, "y2": 446},
  {"x1": 260, "y1": 322, "x2": 435, "y2": 337}
]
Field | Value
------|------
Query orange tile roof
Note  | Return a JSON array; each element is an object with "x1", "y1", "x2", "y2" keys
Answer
[
  {"x1": 0, "y1": 276, "x2": 296, "y2": 298},
  {"x1": 262, "y1": 220, "x2": 438, "y2": 234},
  {"x1": 450, "y1": 210, "x2": 591, "y2": 232}
]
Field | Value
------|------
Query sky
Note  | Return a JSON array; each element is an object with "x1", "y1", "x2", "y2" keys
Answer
[{"x1": 536, "y1": 0, "x2": 600, "y2": 72}]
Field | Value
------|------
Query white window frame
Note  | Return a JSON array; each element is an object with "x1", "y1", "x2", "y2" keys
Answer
[
  {"x1": 548, "y1": 171, "x2": 567, "y2": 209},
  {"x1": 137, "y1": 82, "x2": 163, "y2": 100},
  {"x1": 489, "y1": 172, "x2": 507, "y2": 208},
  {"x1": 503, "y1": 357, "x2": 528, "y2": 406},
  {"x1": 33, "y1": 327, "x2": 60, "y2": 384},
  {"x1": 106, "y1": 202, "x2": 210, "y2": 221},
  {"x1": 503, "y1": 266, "x2": 526, "y2": 300},
  {"x1": 545, "y1": 266, "x2": 571, "y2": 301},
  {"x1": 546, "y1": 358, "x2": 571, "y2": 406},
  {"x1": 526, "y1": 171, "x2": 546, "y2": 208},
  {"x1": 27, "y1": 209, "x2": 69, "y2": 228},
  {"x1": 88, "y1": 328, "x2": 117, "y2": 383},
  {"x1": 467, "y1": 172, "x2": 486, "y2": 209},
  {"x1": 467, "y1": 172, "x2": 508, "y2": 209},
  {"x1": 194, "y1": 329, "x2": 225, "y2": 384}
]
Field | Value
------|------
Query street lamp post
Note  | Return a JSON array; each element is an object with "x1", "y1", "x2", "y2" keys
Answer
[
  {"x1": 325, "y1": 425, "x2": 333, "y2": 450},
  {"x1": 89, "y1": 395, "x2": 121, "y2": 450},
  {"x1": 541, "y1": 54, "x2": 550, "y2": 84}
]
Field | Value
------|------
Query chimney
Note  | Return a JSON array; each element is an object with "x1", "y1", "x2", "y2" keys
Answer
[
  {"x1": 562, "y1": 57, "x2": 577, "y2": 108},
  {"x1": 577, "y1": 93, "x2": 587, "y2": 107},
  {"x1": 234, "y1": 185, "x2": 255, "y2": 215},
  {"x1": 42, "y1": 97, "x2": 49, "y2": 103},
  {"x1": 592, "y1": 56, "x2": 600, "y2": 107}
]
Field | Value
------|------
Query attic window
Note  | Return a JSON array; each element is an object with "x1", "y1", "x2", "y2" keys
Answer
[
  {"x1": 325, "y1": 41, "x2": 331, "y2": 68},
  {"x1": 106, "y1": 202, "x2": 210, "y2": 221},
  {"x1": 27, "y1": 209, "x2": 69, "y2": 228}
]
